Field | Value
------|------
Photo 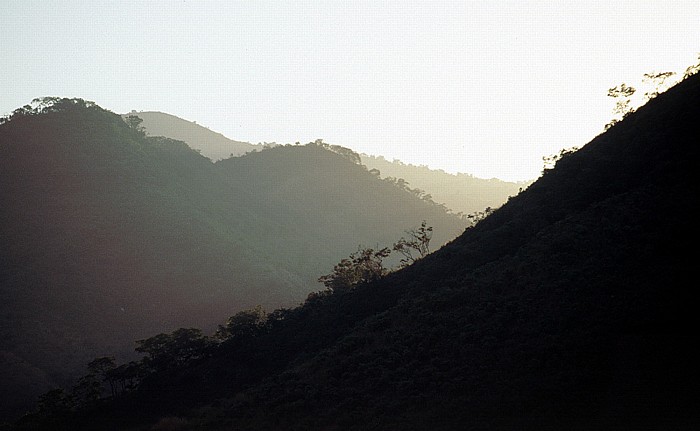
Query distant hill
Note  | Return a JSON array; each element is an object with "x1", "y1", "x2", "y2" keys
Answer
[
  {"x1": 361, "y1": 154, "x2": 528, "y2": 215},
  {"x1": 0, "y1": 100, "x2": 466, "y2": 421},
  {"x1": 25, "y1": 74, "x2": 700, "y2": 429},
  {"x1": 122, "y1": 111, "x2": 260, "y2": 160},
  {"x1": 130, "y1": 110, "x2": 524, "y2": 215}
]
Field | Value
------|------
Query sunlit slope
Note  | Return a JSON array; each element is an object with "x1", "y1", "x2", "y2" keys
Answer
[
  {"x1": 0, "y1": 102, "x2": 465, "y2": 420},
  {"x1": 361, "y1": 154, "x2": 528, "y2": 215}
]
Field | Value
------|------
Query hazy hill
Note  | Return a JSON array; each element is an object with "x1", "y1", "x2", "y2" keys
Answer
[
  {"x1": 130, "y1": 110, "x2": 523, "y2": 215},
  {"x1": 361, "y1": 154, "x2": 529, "y2": 215},
  {"x1": 0, "y1": 101, "x2": 465, "y2": 421},
  {"x1": 122, "y1": 111, "x2": 260, "y2": 160},
  {"x1": 31, "y1": 73, "x2": 700, "y2": 430}
]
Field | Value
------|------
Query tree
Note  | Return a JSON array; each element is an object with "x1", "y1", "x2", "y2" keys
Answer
[
  {"x1": 466, "y1": 207, "x2": 495, "y2": 227},
  {"x1": 605, "y1": 83, "x2": 636, "y2": 130},
  {"x1": 107, "y1": 361, "x2": 142, "y2": 395},
  {"x1": 312, "y1": 139, "x2": 362, "y2": 164},
  {"x1": 683, "y1": 53, "x2": 700, "y2": 79},
  {"x1": 87, "y1": 356, "x2": 117, "y2": 397},
  {"x1": 71, "y1": 374, "x2": 102, "y2": 407},
  {"x1": 215, "y1": 305, "x2": 268, "y2": 340},
  {"x1": 393, "y1": 221, "x2": 433, "y2": 268},
  {"x1": 136, "y1": 328, "x2": 210, "y2": 371},
  {"x1": 542, "y1": 147, "x2": 579, "y2": 172},
  {"x1": 384, "y1": 176, "x2": 410, "y2": 191},
  {"x1": 125, "y1": 114, "x2": 145, "y2": 134},
  {"x1": 642, "y1": 71, "x2": 676, "y2": 101},
  {"x1": 318, "y1": 246, "x2": 391, "y2": 292},
  {"x1": 169, "y1": 328, "x2": 210, "y2": 365}
]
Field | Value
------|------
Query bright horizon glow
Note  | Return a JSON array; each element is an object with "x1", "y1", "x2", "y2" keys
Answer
[{"x1": 2, "y1": 1, "x2": 699, "y2": 182}]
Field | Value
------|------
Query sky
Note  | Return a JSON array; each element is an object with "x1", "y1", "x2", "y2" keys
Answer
[{"x1": 2, "y1": 1, "x2": 699, "y2": 181}]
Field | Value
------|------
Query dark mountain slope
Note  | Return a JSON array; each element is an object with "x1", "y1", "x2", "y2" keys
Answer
[
  {"x1": 124, "y1": 111, "x2": 258, "y2": 160},
  {"x1": 41, "y1": 74, "x2": 700, "y2": 430},
  {"x1": 0, "y1": 100, "x2": 465, "y2": 421},
  {"x1": 0, "y1": 101, "x2": 281, "y2": 419},
  {"x1": 230, "y1": 73, "x2": 699, "y2": 429}
]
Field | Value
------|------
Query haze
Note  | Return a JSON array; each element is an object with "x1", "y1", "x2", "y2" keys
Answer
[{"x1": 2, "y1": 0, "x2": 698, "y2": 181}]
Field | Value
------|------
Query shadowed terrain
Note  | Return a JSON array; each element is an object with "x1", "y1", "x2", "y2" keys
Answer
[
  {"x1": 12, "y1": 62, "x2": 700, "y2": 431},
  {"x1": 0, "y1": 101, "x2": 466, "y2": 421}
]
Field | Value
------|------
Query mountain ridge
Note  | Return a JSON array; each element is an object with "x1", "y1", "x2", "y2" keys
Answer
[
  {"x1": 128, "y1": 110, "x2": 525, "y2": 216},
  {"x1": 360, "y1": 153, "x2": 529, "y2": 215},
  {"x1": 24, "y1": 73, "x2": 700, "y2": 430},
  {"x1": 0, "y1": 101, "x2": 467, "y2": 421},
  {"x1": 122, "y1": 110, "x2": 259, "y2": 160}
]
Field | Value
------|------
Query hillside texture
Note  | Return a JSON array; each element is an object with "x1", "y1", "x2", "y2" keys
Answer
[
  {"x1": 26, "y1": 73, "x2": 700, "y2": 430},
  {"x1": 0, "y1": 101, "x2": 465, "y2": 421},
  {"x1": 361, "y1": 154, "x2": 528, "y2": 215}
]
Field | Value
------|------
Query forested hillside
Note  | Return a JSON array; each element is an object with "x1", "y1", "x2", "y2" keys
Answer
[
  {"x1": 361, "y1": 154, "x2": 528, "y2": 215},
  {"x1": 16, "y1": 72, "x2": 700, "y2": 430},
  {"x1": 130, "y1": 110, "x2": 523, "y2": 216},
  {"x1": 0, "y1": 100, "x2": 465, "y2": 421}
]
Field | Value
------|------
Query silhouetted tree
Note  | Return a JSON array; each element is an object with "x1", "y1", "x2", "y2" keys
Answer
[
  {"x1": 312, "y1": 139, "x2": 362, "y2": 164},
  {"x1": 318, "y1": 246, "x2": 391, "y2": 292},
  {"x1": 169, "y1": 328, "x2": 210, "y2": 365},
  {"x1": 71, "y1": 374, "x2": 101, "y2": 407},
  {"x1": 87, "y1": 356, "x2": 117, "y2": 397},
  {"x1": 107, "y1": 361, "x2": 142, "y2": 395},
  {"x1": 215, "y1": 305, "x2": 268, "y2": 340},
  {"x1": 642, "y1": 71, "x2": 676, "y2": 101},
  {"x1": 393, "y1": 221, "x2": 433, "y2": 268},
  {"x1": 466, "y1": 207, "x2": 495, "y2": 227},
  {"x1": 542, "y1": 147, "x2": 579, "y2": 172},
  {"x1": 136, "y1": 328, "x2": 209, "y2": 371},
  {"x1": 605, "y1": 83, "x2": 636, "y2": 129},
  {"x1": 683, "y1": 53, "x2": 700, "y2": 79}
]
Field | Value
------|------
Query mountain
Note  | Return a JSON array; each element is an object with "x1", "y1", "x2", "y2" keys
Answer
[
  {"x1": 122, "y1": 111, "x2": 260, "y2": 160},
  {"x1": 360, "y1": 154, "x2": 529, "y2": 215},
  {"x1": 0, "y1": 100, "x2": 466, "y2": 421},
  {"x1": 130, "y1": 110, "x2": 524, "y2": 216},
  {"x1": 21, "y1": 73, "x2": 700, "y2": 430}
]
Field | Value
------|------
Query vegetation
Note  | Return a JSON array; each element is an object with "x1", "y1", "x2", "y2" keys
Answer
[
  {"x1": 124, "y1": 114, "x2": 145, "y2": 133},
  {"x1": 7, "y1": 68, "x2": 700, "y2": 431},
  {"x1": 0, "y1": 100, "x2": 467, "y2": 421},
  {"x1": 392, "y1": 220, "x2": 433, "y2": 268},
  {"x1": 7, "y1": 57, "x2": 700, "y2": 431},
  {"x1": 214, "y1": 305, "x2": 268, "y2": 341},
  {"x1": 130, "y1": 112, "x2": 526, "y2": 217},
  {"x1": 318, "y1": 246, "x2": 392, "y2": 292},
  {"x1": 361, "y1": 154, "x2": 528, "y2": 216},
  {"x1": 604, "y1": 53, "x2": 700, "y2": 130}
]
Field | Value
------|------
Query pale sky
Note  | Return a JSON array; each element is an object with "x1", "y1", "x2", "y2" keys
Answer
[{"x1": 2, "y1": 1, "x2": 698, "y2": 181}]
